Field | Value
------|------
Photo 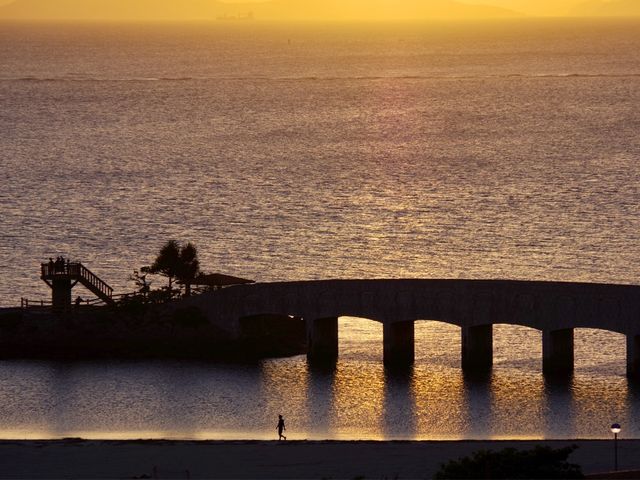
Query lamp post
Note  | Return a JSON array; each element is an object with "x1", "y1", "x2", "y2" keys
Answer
[{"x1": 611, "y1": 423, "x2": 621, "y2": 471}]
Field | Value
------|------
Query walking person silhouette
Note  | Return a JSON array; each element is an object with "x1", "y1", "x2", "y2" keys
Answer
[{"x1": 277, "y1": 415, "x2": 286, "y2": 441}]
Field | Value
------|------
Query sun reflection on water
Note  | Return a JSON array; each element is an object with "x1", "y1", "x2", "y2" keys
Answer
[{"x1": 0, "y1": 319, "x2": 635, "y2": 440}]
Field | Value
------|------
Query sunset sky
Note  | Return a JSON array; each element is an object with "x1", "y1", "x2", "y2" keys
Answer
[{"x1": 0, "y1": 0, "x2": 639, "y2": 20}]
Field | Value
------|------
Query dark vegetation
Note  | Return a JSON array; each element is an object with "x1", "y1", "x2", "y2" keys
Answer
[
  {"x1": 121, "y1": 240, "x2": 203, "y2": 308},
  {"x1": 433, "y1": 445, "x2": 584, "y2": 479},
  {"x1": 141, "y1": 240, "x2": 200, "y2": 297}
]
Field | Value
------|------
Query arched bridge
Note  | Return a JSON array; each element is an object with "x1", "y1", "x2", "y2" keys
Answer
[{"x1": 186, "y1": 279, "x2": 640, "y2": 377}]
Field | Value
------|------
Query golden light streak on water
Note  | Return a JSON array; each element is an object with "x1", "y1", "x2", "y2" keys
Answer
[
  {"x1": 411, "y1": 322, "x2": 466, "y2": 440},
  {"x1": 332, "y1": 364, "x2": 386, "y2": 438},
  {"x1": 411, "y1": 367, "x2": 467, "y2": 440},
  {"x1": 0, "y1": 320, "x2": 636, "y2": 440},
  {"x1": 259, "y1": 359, "x2": 309, "y2": 436}
]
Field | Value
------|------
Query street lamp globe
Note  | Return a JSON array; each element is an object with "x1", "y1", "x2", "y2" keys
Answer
[{"x1": 611, "y1": 423, "x2": 621, "y2": 434}]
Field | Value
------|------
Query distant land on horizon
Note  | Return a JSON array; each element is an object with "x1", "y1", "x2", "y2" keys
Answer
[
  {"x1": 1, "y1": 0, "x2": 640, "y2": 21},
  {"x1": 571, "y1": 0, "x2": 640, "y2": 16},
  {"x1": 0, "y1": 0, "x2": 519, "y2": 21}
]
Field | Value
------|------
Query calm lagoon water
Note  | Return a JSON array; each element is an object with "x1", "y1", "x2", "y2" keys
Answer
[
  {"x1": 0, "y1": 320, "x2": 635, "y2": 440},
  {"x1": 0, "y1": 19, "x2": 639, "y2": 439}
]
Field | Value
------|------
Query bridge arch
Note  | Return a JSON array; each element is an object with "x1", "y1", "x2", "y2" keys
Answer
[
  {"x1": 573, "y1": 327, "x2": 627, "y2": 375},
  {"x1": 188, "y1": 278, "x2": 640, "y2": 378},
  {"x1": 492, "y1": 324, "x2": 542, "y2": 370},
  {"x1": 413, "y1": 320, "x2": 461, "y2": 368}
]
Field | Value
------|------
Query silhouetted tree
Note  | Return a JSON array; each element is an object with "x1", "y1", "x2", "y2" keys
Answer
[
  {"x1": 433, "y1": 445, "x2": 583, "y2": 479},
  {"x1": 176, "y1": 242, "x2": 199, "y2": 297},
  {"x1": 129, "y1": 270, "x2": 151, "y2": 300},
  {"x1": 143, "y1": 240, "x2": 200, "y2": 297},
  {"x1": 143, "y1": 240, "x2": 181, "y2": 290}
]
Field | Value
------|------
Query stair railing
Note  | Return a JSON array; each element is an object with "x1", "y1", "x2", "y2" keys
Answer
[{"x1": 77, "y1": 263, "x2": 113, "y2": 299}]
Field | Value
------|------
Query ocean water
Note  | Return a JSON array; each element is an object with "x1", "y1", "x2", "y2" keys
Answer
[{"x1": 0, "y1": 19, "x2": 639, "y2": 440}]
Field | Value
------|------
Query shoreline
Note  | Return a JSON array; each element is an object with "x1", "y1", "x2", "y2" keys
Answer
[
  {"x1": 1, "y1": 439, "x2": 639, "y2": 479},
  {"x1": 0, "y1": 436, "x2": 635, "y2": 442}
]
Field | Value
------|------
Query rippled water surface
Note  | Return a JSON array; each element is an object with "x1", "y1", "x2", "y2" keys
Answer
[
  {"x1": 0, "y1": 319, "x2": 636, "y2": 440},
  {"x1": 0, "y1": 20, "x2": 639, "y2": 439}
]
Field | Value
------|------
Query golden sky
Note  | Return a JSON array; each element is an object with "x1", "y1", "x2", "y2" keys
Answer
[{"x1": 0, "y1": 0, "x2": 637, "y2": 20}]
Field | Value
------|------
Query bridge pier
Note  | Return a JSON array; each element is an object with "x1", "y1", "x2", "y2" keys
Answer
[
  {"x1": 461, "y1": 325, "x2": 493, "y2": 372},
  {"x1": 383, "y1": 321, "x2": 414, "y2": 368},
  {"x1": 543, "y1": 328, "x2": 574, "y2": 375},
  {"x1": 627, "y1": 334, "x2": 640, "y2": 380},
  {"x1": 307, "y1": 317, "x2": 338, "y2": 364}
]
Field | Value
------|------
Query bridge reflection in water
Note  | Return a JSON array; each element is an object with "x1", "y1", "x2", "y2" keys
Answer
[
  {"x1": 0, "y1": 320, "x2": 633, "y2": 440},
  {"x1": 188, "y1": 279, "x2": 640, "y2": 378},
  {"x1": 296, "y1": 318, "x2": 630, "y2": 439}
]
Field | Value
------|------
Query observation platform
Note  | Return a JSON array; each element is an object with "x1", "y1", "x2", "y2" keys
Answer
[{"x1": 41, "y1": 261, "x2": 114, "y2": 310}]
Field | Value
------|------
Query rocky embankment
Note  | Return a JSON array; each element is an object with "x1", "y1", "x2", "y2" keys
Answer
[{"x1": 0, "y1": 302, "x2": 306, "y2": 361}]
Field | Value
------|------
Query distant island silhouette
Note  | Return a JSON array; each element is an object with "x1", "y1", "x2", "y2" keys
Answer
[{"x1": 0, "y1": 0, "x2": 521, "y2": 21}]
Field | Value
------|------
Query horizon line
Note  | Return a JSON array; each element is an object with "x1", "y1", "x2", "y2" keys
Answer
[{"x1": 1, "y1": 15, "x2": 639, "y2": 24}]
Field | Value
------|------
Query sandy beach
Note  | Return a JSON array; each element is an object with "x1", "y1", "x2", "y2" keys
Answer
[{"x1": 0, "y1": 439, "x2": 639, "y2": 479}]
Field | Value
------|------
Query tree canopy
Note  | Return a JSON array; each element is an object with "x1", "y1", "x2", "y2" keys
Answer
[{"x1": 143, "y1": 240, "x2": 200, "y2": 296}]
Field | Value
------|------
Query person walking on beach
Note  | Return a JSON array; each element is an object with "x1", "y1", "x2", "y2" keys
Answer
[{"x1": 277, "y1": 415, "x2": 286, "y2": 441}]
